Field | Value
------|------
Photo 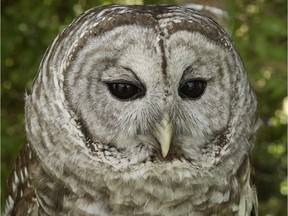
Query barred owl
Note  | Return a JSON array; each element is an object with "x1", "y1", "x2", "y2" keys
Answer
[{"x1": 4, "y1": 5, "x2": 260, "y2": 216}]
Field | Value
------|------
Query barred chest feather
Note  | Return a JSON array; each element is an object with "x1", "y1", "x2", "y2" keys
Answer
[{"x1": 5, "y1": 142, "x2": 256, "y2": 216}]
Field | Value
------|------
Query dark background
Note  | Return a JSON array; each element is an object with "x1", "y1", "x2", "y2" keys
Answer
[{"x1": 1, "y1": 0, "x2": 287, "y2": 215}]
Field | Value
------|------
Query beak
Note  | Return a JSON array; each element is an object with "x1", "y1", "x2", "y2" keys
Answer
[{"x1": 155, "y1": 114, "x2": 173, "y2": 158}]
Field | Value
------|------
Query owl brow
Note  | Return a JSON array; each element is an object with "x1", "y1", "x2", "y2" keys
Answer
[
  {"x1": 120, "y1": 66, "x2": 143, "y2": 82},
  {"x1": 101, "y1": 66, "x2": 145, "y2": 88},
  {"x1": 121, "y1": 66, "x2": 147, "y2": 90},
  {"x1": 180, "y1": 65, "x2": 212, "y2": 83}
]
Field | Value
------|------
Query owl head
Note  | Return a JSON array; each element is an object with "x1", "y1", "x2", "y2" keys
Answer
[{"x1": 25, "y1": 5, "x2": 260, "y2": 183}]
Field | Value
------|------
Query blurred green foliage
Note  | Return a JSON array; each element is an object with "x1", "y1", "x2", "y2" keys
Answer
[
  {"x1": 1, "y1": 0, "x2": 287, "y2": 215},
  {"x1": 227, "y1": 1, "x2": 287, "y2": 215}
]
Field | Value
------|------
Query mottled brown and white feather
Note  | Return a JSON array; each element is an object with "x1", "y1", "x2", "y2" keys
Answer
[{"x1": 5, "y1": 5, "x2": 260, "y2": 216}]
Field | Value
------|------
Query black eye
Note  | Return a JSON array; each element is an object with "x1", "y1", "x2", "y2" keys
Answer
[
  {"x1": 179, "y1": 80, "x2": 207, "y2": 99},
  {"x1": 107, "y1": 82, "x2": 143, "y2": 100}
]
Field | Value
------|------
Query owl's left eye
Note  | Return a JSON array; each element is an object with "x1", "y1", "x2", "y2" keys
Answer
[
  {"x1": 106, "y1": 82, "x2": 144, "y2": 100},
  {"x1": 178, "y1": 80, "x2": 207, "y2": 99}
]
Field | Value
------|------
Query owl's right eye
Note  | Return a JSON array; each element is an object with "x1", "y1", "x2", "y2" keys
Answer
[{"x1": 106, "y1": 82, "x2": 144, "y2": 100}]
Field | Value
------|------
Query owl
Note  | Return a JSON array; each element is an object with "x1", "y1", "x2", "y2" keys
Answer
[{"x1": 4, "y1": 5, "x2": 260, "y2": 216}]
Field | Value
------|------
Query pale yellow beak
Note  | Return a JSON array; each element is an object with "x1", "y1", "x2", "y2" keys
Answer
[{"x1": 155, "y1": 114, "x2": 173, "y2": 158}]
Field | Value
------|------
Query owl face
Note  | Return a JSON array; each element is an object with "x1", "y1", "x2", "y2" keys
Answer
[
  {"x1": 27, "y1": 5, "x2": 258, "y2": 179},
  {"x1": 62, "y1": 7, "x2": 239, "y2": 170}
]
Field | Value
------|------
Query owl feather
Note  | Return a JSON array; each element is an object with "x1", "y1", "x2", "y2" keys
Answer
[{"x1": 4, "y1": 5, "x2": 260, "y2": 216}]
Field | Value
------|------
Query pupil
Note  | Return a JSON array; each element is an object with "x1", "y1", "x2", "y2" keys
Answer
[
  {"x1": 179, "y1": 80, "x2": 206, "y2": 99},
  {"x1": 116, "y1": 84, "x2": 133, "y2": 96},
  {"x1": 108, "y1": 82, "x2": 142, "y2": 100}
]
